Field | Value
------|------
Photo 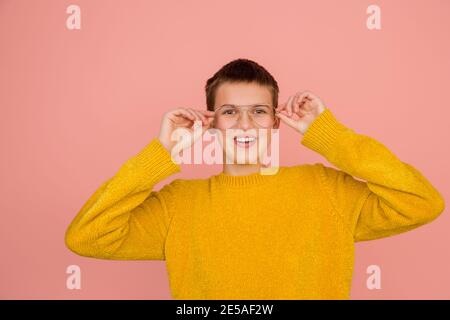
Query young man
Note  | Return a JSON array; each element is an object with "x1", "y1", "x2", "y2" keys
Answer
[{"x1": 65, "y1": 58, "x2": 445, "y2": 299}]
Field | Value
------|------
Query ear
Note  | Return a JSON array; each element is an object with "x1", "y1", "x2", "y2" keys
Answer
[{"x1": 273, "y1": 115, "x2": 280, "y2": 129}]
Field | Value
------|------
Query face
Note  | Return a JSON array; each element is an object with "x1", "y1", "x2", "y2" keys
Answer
[{"x1": 212, "y1": 81, "x2": 280, "y2": 165}]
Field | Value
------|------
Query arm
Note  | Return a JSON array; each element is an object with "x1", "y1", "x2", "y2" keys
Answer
[
  {"x1": 64, "y1": 138, "x2": 182, "y2": 259},
  {"x1": 301, "y1": 108, "x2": 445, "y2": 242}
]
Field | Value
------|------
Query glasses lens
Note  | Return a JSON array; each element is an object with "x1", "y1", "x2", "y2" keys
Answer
[{"x1": 214, "y1": 105, "x2": 274, "y2": 127}]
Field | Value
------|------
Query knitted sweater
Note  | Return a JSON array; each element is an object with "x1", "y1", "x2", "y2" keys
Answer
[{"x1": 64, "y1": 108, "x2": 445, "y2": 299}]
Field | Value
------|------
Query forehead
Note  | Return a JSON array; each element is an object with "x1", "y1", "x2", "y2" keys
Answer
[{"x1": 215, "y1": 81, "x2": 272, "y2": 106}]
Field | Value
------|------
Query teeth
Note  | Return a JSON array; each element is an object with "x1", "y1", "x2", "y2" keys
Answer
[{"x1": 235, "y1": 136, "x2": 256, "y2": 143}]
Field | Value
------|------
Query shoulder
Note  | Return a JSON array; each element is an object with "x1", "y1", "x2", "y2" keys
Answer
[
  {"x1": 151, "y1": 177, "x2": 209, "y2": 210},
  {"x1": 158, "y1": 176, "x2": 209, "y2": 194},
  {"x1": 280, "y1": 163, "x2": 322, "y2": 177},
  {"x1": 280, "y1": 162, "x2": 355, "y2": 184}
]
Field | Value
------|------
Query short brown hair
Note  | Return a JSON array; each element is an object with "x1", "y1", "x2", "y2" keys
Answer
[{"x1": 205, "y1": 58, "x2": 279, "y2": 111}]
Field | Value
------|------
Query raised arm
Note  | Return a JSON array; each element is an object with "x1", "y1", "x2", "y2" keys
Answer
[
  {"x1": 65, "y1": 106, "x2": 215, "y2": 259},
  {"x1": 301, "y1": 108, "x2": 445, "y2": 242},
  {"x1": 64, "y1": 138, "x2": 182, "y2": 260}
]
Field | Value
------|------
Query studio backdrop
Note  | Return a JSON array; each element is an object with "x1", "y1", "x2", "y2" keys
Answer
[{"x1": 0, "y1": 0, "x2": 449, "y2": 299}]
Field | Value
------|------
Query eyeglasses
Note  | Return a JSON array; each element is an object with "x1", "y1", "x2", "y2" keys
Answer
[{"x1": 213, "y1": 104, "x2": 275, "y2": 127}]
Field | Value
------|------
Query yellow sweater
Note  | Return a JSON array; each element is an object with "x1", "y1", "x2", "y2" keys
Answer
[{"x1": 64, "y1": 108, "x2": 445, "y2": 299}]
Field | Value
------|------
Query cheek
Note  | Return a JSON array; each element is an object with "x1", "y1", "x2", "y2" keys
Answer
[
  {"x1": 213, "y1": 129, "x2": 228, "y2": 150},
  {"x1": 215, "y1": 118, "x2": 234, "y2": 129},
  {"x1": 261, "y1": 117, "x2": 277, "y2": 127},
  {"x1": 260, "y1": 129, "x2": 274, "y2": 146}
]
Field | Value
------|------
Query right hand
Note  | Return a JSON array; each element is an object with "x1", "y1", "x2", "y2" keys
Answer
[{"x1": 158, "y1": 107, "x2": 215, "y2": 153}]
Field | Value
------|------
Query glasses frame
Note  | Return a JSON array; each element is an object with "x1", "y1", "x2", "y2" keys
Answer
[{"x1": 212, "y1": 104, "x2": 276, "y2": 127}]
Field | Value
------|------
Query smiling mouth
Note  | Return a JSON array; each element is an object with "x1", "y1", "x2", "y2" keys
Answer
[{"x1": 234, "y1": 136, "x2": 257, "y2": 148}]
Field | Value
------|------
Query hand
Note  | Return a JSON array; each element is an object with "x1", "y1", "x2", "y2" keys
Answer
[
  {"x1": 158, "y1": 107, "x2": 215, "y2": 153},
  {"x1": 275, "y1": 90, "x2": 326, "y2": 135}
]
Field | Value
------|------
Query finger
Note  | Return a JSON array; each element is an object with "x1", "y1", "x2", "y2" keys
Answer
[
  {"x1": 191, "y1": 109, "x2": 207, "y2": 125},
  {"x1": 275, "y1": 111, "x2": 298, "y2": 129},
  {"x1": 172, "y1": 108, "x2": 195, "y2": 121},
  {"x1": 199, "y1": 109, "x2": 216, "y2": 116},
  {"x1": 204, "y1": 117, "x2": 215, "y2": 130},
  {"x1": 199, "y1": 110, "x2": 216, "y2": 121},
  {"x1": 195, "y1": 109, "x2": 214, "y2": 115},
  {"x1": 185, "y1": 108, "x2": 200, "y2": 119},
  {"x1": 293, "y1": 94, "x2": 300, "y2": 114},
  {"x1": 286, "y1": 95, "x2": 294, "y2": 116},
  {"x1": 296, "y1": 91, "x2": 314, "y2": 105},
  {"x1": 276, "y1": 101, "x2": 287, "y2": 112},
  {"x1": 195, "y1": 111, "x2": 215, "y2": 130},
  {"x1": 184, "y1": 108, "x2": 201, "y2": 125},
  {"x1": 276, "y1": 109, "x2": 290, "y2": 118},
  {"x1": 188, "y1": 111, "x2": 206, "y2": 138},
  {"x1": 202, "y1": 110, "x2": 217, "y2": 126},
  {"x1": 188, "y1": 110, "x2": 205, "y2": 130},
  {"x1": 277, "y1": 109, "x2": 289, "y2": 116}
]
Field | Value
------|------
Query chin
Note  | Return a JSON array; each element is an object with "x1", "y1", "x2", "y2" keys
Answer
[{"x1": 223, "y1": 146, "x2": 268, "y2": 165}]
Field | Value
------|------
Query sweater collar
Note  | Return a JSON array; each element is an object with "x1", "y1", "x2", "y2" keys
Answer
[{"x1": 213, "y1": 166, "x2": 284, "y2": 187}]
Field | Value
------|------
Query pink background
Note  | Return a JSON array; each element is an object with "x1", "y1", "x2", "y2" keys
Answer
[{"x1": 1, "y1": 0, "x2": 449, "y2": 299}]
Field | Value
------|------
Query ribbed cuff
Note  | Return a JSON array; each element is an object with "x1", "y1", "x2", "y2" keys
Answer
[
  {"x1": 300, "y1": 108, "x2": 348, "y2": 157},
  {"x1": 133, "y1": 138, "x2": 181, "y2": 182}
]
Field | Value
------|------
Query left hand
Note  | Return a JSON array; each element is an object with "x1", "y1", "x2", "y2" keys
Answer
[{"x1": 275, "y1": 90, "x2": 326, "y2": 135}]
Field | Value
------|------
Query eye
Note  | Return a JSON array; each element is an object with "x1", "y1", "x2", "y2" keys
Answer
[
  {"x1": 222, "y1": 109, "x2": 235, "y2": 115},
  {"x1": 254, "y1": 107, "x2": 268, "y2": 114}
]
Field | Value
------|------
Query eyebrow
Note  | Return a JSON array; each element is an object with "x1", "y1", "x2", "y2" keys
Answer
[{"x1": 217, "y1": 103, "x2": 271, "y2": 108}]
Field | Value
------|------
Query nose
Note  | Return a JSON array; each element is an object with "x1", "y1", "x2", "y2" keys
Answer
[{"x1": 234, "y1": 110, "x2": 256, "y2": 130}]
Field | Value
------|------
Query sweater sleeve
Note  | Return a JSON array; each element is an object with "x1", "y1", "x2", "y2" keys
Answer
[
  {"x1": 64, "y1": 138, "x2": 182, "y2": 260},
  {"x1": 301, "y1": 108, "x2": 446, "y2": 242}
]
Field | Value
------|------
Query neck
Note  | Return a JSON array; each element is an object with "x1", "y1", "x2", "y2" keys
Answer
[{"x1": 222, "y1": 163, "x2": 262, "y2": 176}]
